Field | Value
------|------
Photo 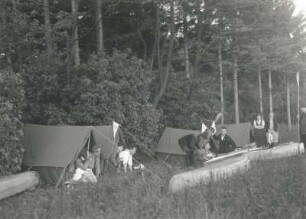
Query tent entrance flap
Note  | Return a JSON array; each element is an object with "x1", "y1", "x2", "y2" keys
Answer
[{"x1": 92, "y1": 126, "x2": 118, "y2": 160}]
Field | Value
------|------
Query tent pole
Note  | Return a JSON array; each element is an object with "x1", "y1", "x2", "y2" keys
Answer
[
  {"x1": 164, "y1": 154, "x2": 171, "y2": 162},
  {"x1": 55, "y1": 166, "x2": 68, "y2": 188},
  {"x1": 297, "y1": 72, "x2": 300, "y2": 154},
  {"x1": 87, "y1": 128, "x2": 91, "y2": 156}
]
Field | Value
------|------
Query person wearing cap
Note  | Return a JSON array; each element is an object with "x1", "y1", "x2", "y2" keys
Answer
[{"x1": 213, "y1": 126, "x2": 237, "y2": 154}]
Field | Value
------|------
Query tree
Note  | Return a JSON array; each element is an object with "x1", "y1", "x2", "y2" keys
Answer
[
  {"x1": 0, "y1": 70, "x2": 24, "y2": 175},
  {"x1": 43, "y1": 0, "x2": 52, "y2": 60},
  {"x1": 71, "y1": 0, "x2": 80, "y2": 65},
  {"x1": 96, "y1": 0, "x2": 104, "y2": 54},
  {"x1": 153, "y1": 1, "x2": 175, "y2": 108}
]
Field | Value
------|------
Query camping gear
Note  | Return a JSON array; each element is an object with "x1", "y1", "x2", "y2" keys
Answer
[
  {"x1": 22, "y1": 123, "x2": 124, "y2": 185},
  {"x1": 155, "y1": 123, "x2": 251, "y2": 155},
  {"x1": 0, "y1": 171, "x2": 39, "y2": 201},
  {"x1": 169, "y1": 154, "x2": 250, "y2": 192}
]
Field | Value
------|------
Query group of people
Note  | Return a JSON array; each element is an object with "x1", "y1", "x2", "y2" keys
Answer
[
  {"x1": 65, "y1": 145, "x2": 137, "y2": 185},
  {"x1": 252, "y1": 112, "x2": 278, "y2": 148},
  {"x1": 178, "y1": 125, "x2": 238, "y2": 167}
]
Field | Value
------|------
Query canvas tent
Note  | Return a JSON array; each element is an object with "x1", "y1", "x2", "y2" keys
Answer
[
  {"x1": 155, "y1": 123, "x2": 251, "y2": 155},
  {"x1": 22, "y1": 123, "x2": 124, "y2": 185}
]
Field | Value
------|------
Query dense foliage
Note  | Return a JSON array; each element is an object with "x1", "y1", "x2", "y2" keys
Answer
[
  {"x1": 0, "y1": 70, "x2": 24, "y2": 175},
  {"x1": 0, "y1": 0, "x2": 305, "y2": 173},
  {"x1": 22, "y1": 50, "x2": 160, "y2": 151}
]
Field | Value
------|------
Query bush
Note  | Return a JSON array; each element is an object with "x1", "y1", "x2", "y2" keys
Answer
[
  {"x1": 23, "y1": 50, "x2": 161, "y2": 151},
  {"x1": 0, "y1": 70, "x2": 24, "y2": 175}
]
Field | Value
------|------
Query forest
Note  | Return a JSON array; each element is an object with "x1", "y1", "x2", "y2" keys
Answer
[{"x1": 0, "y1": 0, "x2": 306, "y2": 175}]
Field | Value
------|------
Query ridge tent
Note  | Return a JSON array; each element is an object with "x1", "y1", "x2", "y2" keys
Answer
[
  {"x1": 22, "y1": 123, "x2": 124, "y2": 185},
  {"x1": 155, "y1": 123, "x2": 251, "y2": 155}
]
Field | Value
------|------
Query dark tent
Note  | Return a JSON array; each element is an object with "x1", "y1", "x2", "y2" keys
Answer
[
  {"x1": 155, "y1": 123, "x2": 251, "y2": 155},
  {"x1": 22, "y1": 123, "x2": 124, "y2": 185}
]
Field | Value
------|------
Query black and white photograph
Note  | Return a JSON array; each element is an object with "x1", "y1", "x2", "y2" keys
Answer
[{"x1": 1, "y1": 0, "x2": 306, "y2": 218}]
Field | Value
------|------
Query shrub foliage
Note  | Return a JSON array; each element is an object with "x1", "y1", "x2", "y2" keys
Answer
[{"x1": 0, "y1": 70, "x2": 24, "y2": 175}]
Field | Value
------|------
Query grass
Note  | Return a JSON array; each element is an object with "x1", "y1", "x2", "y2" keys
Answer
[{"x1": 1, "y1": 154, "x2": 306, "y2": 219}]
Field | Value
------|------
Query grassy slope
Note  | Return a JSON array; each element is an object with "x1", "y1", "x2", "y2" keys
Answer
[{"x1": 1, "y1": 155, "x2": 306, "y2": 219}]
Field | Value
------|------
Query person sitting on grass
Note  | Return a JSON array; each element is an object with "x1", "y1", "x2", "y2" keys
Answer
[
  {"x1": 117, "y1": 147, "x2": 137, "y2": 172},
  {"x1": 67, "y1": 145, "x2": 101, "y2": 184},
  {"x1": 212, "y1": 126, "x2": 237, "y2": 154}
]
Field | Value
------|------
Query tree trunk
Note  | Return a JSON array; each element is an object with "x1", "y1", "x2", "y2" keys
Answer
[
  {"x1": 194, "y1": 0, "x2": 204, "y2": 75},
  {"x1": 258, "y1": 68, "x2": 263, "y2": 115},
  {"x1": 43, "y1": 0, "x2": 52, "y2": 60},
  {"x1": 233, "y1": 55, "x2": 239, "y2": 124},
  {"x1": 0, "y1": 3, "x2": 13, "y2": 71},
  {"x1": 96, "y1": 0, "x2": 104, "y2": 54},
  {"x1": 218, "y1": 43, "x2": 224, "y2": 125},
  {"x1": 153, "y1": 1, "x2": 174, "y2": 108},
  {"x1": 286, "y1": 76, "x2": 292, "y2": 130},
  {"x1": 183, "y1": 10, "x2": 190, "y2": 79},
  {"x1": 137, "y1": 29, "x2": 147, "y2": 60},
  {"x1": 71, "y1": 0, "x2": 80, "y2": 66},
  {"x1": 268, "y1": 70, "x2": 273, "y2": 115},
  {"x1": 156, "y1": 2, "x2": 162, "y2": 74}
]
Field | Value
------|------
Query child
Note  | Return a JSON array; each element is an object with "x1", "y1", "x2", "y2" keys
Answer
[
  {"x1": 118, "y1": 147, "x2": 137, "y2": 172},
  {"x1": 266, "y1": 129, "x2": 275, "y2": 148}
]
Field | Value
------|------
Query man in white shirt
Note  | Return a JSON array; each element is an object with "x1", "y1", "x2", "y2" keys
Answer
[{"x1": 118, "y1": 147, "x2": 137, "y2": 172}]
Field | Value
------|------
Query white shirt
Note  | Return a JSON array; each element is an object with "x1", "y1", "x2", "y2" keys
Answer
[
  {"x1": 254, "y1": 120, "x2": 265, "y2": 129},
  {"x1": 118, "y1": 149, "x2": 133, "y2": 166}
]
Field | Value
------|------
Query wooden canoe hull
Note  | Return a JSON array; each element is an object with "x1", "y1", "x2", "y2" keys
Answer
[
  {"x1": 248, "y1": 143, "x2": 304, "y2": 161},
  {"x1": 0, "y1": 171, "x2": 39, "y2": 201},
  {"x1": 169, "y1": 155, "x2": 250, "y2": 193}
]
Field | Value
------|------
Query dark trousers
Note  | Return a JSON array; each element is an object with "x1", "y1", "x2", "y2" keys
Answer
[
  {"x1": 185, "y1": 150, "x2": 196, "y2": 166},
  {"x1": 267, "y1": 142, "x2": 275, "y2": 148},
  {"x1": 301, "y1": 134, "x2": 306, "y2": 152}
]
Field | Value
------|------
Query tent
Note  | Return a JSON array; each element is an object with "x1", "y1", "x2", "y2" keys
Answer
[
  {"x1": 155, "y1": 123, "x2": 251, "y2": 155},
  {"x1": 22, "y1": 123, "x2": 124, "y2": 185}
]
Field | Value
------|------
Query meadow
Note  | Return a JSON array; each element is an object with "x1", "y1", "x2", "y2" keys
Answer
[
  {"x1": 1, "y1": 153, "x2": 306, "y2": 219},
  {"x1": 1, "y1": 125, "x2": 305, "y2": 219}
]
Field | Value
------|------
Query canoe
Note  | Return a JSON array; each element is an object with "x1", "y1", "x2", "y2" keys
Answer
[
  {"x1": 248, "y1": 142, "x2": 304, "y2": 161},
  {"x1": 0, "y1": 171, "x2": 39, "y2": 201},
  {"x1": 169, "y1": 154, "x2": 250, "y2": 193},
  {"x1": 205, "y1": 147, "x2": 261, "y2": 164}
]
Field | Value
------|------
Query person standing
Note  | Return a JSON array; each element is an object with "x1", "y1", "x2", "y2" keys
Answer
[
  {"x1": 253, "y1": 114, "x2": 266, "y2": 147},
  {"x1": 118, "y1": 147, "x2": 137, "y2": 172},
  {"x1": 299, "y1": 107, "x2": 306, "y2": 149}
]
